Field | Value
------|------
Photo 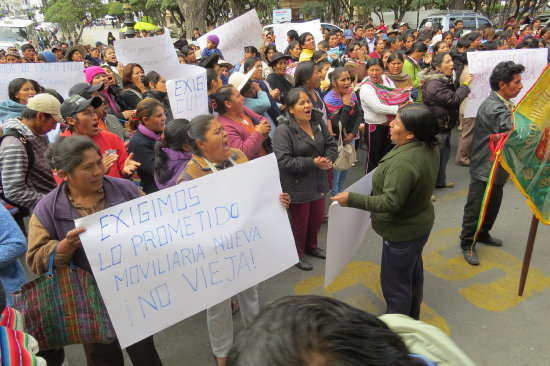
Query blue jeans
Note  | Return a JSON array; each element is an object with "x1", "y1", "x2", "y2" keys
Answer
[{"x1": 331, "y1": 169, "x2": 349, "y2": 196}]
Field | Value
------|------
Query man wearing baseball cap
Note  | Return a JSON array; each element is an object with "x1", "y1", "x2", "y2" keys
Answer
[
  {"x1": 51, "y1": 46, "x2": 65, "y2": 61},
  {"x1": 0, "y1": 94, "x2": 61, "y2": 217},
  {"x1": 59, "y1": 95, "x2": 140, "y2": 180}
]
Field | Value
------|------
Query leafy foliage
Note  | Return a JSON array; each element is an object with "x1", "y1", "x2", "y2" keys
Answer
[
  {"x1": 300, "y1": 1, "x2": 327, "y2": 21},
  {"x1": 43, "y1": 0, "x2": 103, "y2": 42},
  {"x1": 108, "y1": 1, "x2": 124, "y2": 16}
]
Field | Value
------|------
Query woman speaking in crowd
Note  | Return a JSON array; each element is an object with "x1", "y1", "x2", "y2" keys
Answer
[
  {"x1": 154, "y1": 119, "x2": 191, "y2": 190},
  {"x1": 266, "y1": 52, "x2": 294, "y2": 104},
  {"x1": 295, "y1": 61, "x2": 327, "y2": 124},
  {"x1": 177, "y1": 114, "x2": 290, "y2": 366},
  {"x1": 0, "y1": 78, "x2": 36, "y2": 125},
  {"x1": 422, "y1": 52, "x2": 472, "y2": 189},
  {"x1": 324, "y1": 68, "x2": 362, "y2": 196},
  {"x1": 215, "y1": 85, "x2": 271, "y2": 160},
  {"x1": 128, "y1": 98, "x2": 167, "y2": 194},
  {"x1": 331, "y1": 104, "x2": 440, "y2": 320},
  {"x1": 273, "y1": 88, "x2": 338, "y2": 271},
  {"x1": 360, "y1": 58, "x2": 410, "y2": 173},
  {"x1": 121, "y1": 63, "x2": 147, "y2": 109},
  {"x1": 85, "y1": 66, "x2": 132, "y2": 122},
  {"x1": 27, "y1": 135, "x2": 163, "y2": 366},
  {"x1": 102, "y1": 46, "x2": 123, "y2": 87}
]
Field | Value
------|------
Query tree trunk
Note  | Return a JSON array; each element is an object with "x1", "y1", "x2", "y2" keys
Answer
[
  {"x1": 231, "y1": 0, "x2": 246, "y2": 18},
  {"x1": 454, "y1": 0, "x2": 465, "y2": 10},
  {"x1": 176, "y1": 0, "x2": 208, "y2": 35}
]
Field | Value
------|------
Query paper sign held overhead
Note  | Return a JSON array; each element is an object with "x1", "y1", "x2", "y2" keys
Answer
[
  {"x1": 271, "y1": 20, "x2": 323, "y2": 57},
  {"x1": 465, "y1": 49, "x2": 548, "y2": 118},
  {"x1": 273, "y1": 9, "x2": 292, "y2": 24},
  {"x1": 75, "y1": 154, "x2": 298, "y2": 348},
  {"x1": 114, "y1": 33, "x2": 179, "y2": 73},
  {"x1": 325, "y1": 170, "x2": 375, "y2": 287},
  {"x1": 197, "y1": 9, "x2": 263, "y2": 66},
  {"x1": 0, "y1": 62, "x2": 85, "y2": 101}
]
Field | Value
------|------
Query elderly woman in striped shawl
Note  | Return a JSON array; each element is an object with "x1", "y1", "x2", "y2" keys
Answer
[
  {"x1": 359, "y1": 58, "x2": 412, "y2": 173},
  {"x1": 324, "y1": 67, "x2": 363, "y2": 196}
]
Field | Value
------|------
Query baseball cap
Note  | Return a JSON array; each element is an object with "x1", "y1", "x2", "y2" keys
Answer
[
  {"x1": 61, "y1": 95, "x2": 102, "y2": 120},
  {"x1": 69, "y1": 82, "x2": 104, "y2": 98},
  {"x1": 343, "y1": 29, "x2": 353, "y2": 39},
  {"x1": 27, "y1": 94, "x2": 63, "y2": 122}
]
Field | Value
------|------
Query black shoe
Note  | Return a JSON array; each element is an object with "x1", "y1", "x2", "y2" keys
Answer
[
  {"x1": 463, "y1": 249, "x2": 480, "y2": 265},
  {"x1": 295, "y1": 258, "x2": 313, "y2": 271},
  {"x1": 477, "y1": 235, "x2": 503, "y2": 247},
  {"x1": 306, "y1": 248, "x2": 326, "y2": 259}
]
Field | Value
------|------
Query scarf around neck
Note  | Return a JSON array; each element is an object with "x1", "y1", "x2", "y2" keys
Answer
[
  {"x1": 385, "y1": 71, "x2": 411, "y2": 82},
  {"x1": 138, "y1": 123, "x2": 162, "y2": 141}
]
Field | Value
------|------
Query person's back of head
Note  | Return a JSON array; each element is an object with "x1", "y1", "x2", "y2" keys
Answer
[
  {"x1": 287, "y1": 29, "x2": 299, "y2": 42},
  {"x1": 227, "y1": 295, "x2": 414, "y2": 366}
]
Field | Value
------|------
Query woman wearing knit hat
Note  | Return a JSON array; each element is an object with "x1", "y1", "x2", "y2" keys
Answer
[
  {"x1": 5, "y1": 48, "x2": 21, "y2": 63},
  {"x1": 84, "y1": 66, "x2": 134, "y2": 121},
  {"x1": 201, "y1": 34, "x2": 225, "y2": 60}
]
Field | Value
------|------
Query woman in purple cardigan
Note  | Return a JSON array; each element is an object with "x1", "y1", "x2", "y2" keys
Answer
[
  {"x1": 154, "y1": 118, "x2": 192, "y2": 190},
  {"x1": 27, "y1": 136, "x2": 163, "y2": 366},
  {"x1": 214, "y1": 85, "x2": 271, "y2": 160}
]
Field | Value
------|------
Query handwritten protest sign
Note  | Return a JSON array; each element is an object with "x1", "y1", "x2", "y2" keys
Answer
[
  {"x1": 325, "y1": 170, "x2": 374, "y2": 287},
  {"x1": 75, "y1": 154, "x2": 298, "y2": 348},
  {"x1": 163, "y1": 64, "x2": 208, "y2": 120},
  {"x1": 465, "y1": 49, "x2": 548, "y2": 118},
  {"x1": 271, "y1": 20, "x2": 323, "y2": 56},
  {"x1": 114, "y1": 33, "x2": 178, "y2": 73},
  {"x1": 501, "y1": 65, "x2": 550, "y2": 224},
  {"x1": 0, "y1": 62, "x2": 84, "y2": 101},
  {"x1": 197, "y1": 9, "x2": 263, "y2": 66}
]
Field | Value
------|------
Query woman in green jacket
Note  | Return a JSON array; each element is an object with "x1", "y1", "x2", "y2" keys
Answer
[{"x1": 331, "y1": 104, "x2": 440, "y2": 320}]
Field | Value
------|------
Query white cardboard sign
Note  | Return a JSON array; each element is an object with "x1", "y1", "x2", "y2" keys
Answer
[
  {"x1": 114, "y1": 33, "x2": 179, "y2": 73},
  {"x1": 325, "y1": 169, "x2": 374, "y2": 287},
  {"x1": 164, "y1": 64, "x2": 209, "y2": 121},
  {"x1": 75, "y1": 154, "x2": 298, "y2": 348},
  {"x1": 464, "y1": 49, "x2": 548, "y2": 118},
  {"x1": 0, "y1": 62, "x2": 85, "y2": 101},
  {"x1": 271, "y1": 20, "x2": 323, "y2": 55},
  {"x1": 197, "y1": 9, "x2": 263, "y2": 66}
]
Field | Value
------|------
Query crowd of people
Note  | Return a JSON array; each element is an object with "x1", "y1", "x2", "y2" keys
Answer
[{"x1": 0, "y1": 13, "x2": 546, "y2": 366}]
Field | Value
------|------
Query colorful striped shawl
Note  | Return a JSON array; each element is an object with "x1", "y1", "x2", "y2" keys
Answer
[
  {"x1": 361, "y1": 80, "x2": 410, "y2": 106},
  {"x1": 324, "y1": 89, "x2": 358, "y2": 117}
]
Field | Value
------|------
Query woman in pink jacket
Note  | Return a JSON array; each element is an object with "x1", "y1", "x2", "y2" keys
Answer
[{"x1": 214, "y1": 85, "x2": 271, "y2": 160}]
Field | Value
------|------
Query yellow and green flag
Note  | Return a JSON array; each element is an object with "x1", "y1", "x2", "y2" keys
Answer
[{"x1": 501, "y1": 65, "x2": 550, "y2": 225}]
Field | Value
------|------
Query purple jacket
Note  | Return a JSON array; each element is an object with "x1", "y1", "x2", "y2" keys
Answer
[
  {"x1": 32, "y1": 176, "x2": 139, "y2": 273},
  {"x1": 154, "y1": 148, "x2": 192, "y2": 190}
]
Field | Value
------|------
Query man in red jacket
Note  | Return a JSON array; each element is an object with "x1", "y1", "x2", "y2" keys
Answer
[{"x1": 58, "y1": 95, "x2": 140, "y2": 182}]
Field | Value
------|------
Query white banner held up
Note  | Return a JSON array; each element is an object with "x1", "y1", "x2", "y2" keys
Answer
[
  {"x1": 197, "y1": 9, "x2": 263, "y2": 66},
  {"x1": 464, "y1": 48, "x2": 548, "y2": 118},
  {"x1": 271, "y1": 20, "x2": 323, "y2": 56},
  {"x1": 325, "y1": 169, "x2": 374, "y2": 287},
  {"x1": 0, "y1": 62, "x2": 85, "y2": 100},
  {"x1": 164, "y1": 64, "x2": 208, "y2": 120},
  {"x1": 75, "y1": 154, "x2": 298, "y2": 348},
  {"x1": 114, "y1": 33, "x2": 178, "y2": 73}
]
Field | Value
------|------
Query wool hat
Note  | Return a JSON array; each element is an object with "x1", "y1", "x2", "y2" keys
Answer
[
  {"x1": 207, "y1": 34, "x2": 220, "y2": 47},
  {"x1": 27, "y1": 94, "x2": 63, "y2": 122},
  {"x1": 5, "y1": 47, "x2": 21, "y2": 59},
  {"x1": 40, "y1": 51, "x2": 57, "y2": 63},
  {"x1": 83, "y1": 66, "x2": 107, "y2": 84}
]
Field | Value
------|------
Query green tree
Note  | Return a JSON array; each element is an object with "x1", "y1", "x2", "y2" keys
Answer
[
  {"x1": 300, "y1": 1, "x2": 327, "y2": 21},
  {"x1": 44, "y1": 0, "x2": 103, "y2": 43},
  {"x1": 108, "y1": 1, "x2": 124, "y2": 17}
]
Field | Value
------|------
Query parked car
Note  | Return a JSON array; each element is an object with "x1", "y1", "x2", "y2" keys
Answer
[
  {"x1": 538, "y1": 13, "x2": 550, "y2": 26},
  {"x1": 263, "y1": 22, "x2": 342, "y2": 34},
  {"x1": 419, "y1": 11, "x2": 493, "y2": 32}
]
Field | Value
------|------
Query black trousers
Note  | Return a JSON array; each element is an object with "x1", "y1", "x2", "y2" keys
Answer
[
  {"x1": 380, "y1": 234, "x2": 429, "y2": 320},
  {"x1": 365, "y1": 124, "x2": 392, "y2": 173},
  {"x1": 83, "y1": 336, "x2": 162, "y2": 366},
  {"x1": 460, "y1": 177, "x2": 504, "y2": 251}
]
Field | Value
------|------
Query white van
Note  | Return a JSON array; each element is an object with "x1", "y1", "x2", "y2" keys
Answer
[{"x1": 0, "y1": 18, "x2": 38, "y2": 50}]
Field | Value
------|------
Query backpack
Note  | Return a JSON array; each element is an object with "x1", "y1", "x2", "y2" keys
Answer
[{"x1": 0, "y1": 129, "x2": 35, "y2": 216}]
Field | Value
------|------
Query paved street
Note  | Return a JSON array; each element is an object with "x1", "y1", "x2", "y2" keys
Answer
[{"x1": 30, "y1": 26, "x2": 549, "y2": 366}]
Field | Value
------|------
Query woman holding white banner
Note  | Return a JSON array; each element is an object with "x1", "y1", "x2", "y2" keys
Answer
[
  {"x1": 27, "y1": 135, "x2": 163, "y2": 366},
  {"x1": 177, "y1": 114, "x2": 290, "y2": 366},
  {"x1": 331, "y1": 104, "x2": 439, "y2": 320}
]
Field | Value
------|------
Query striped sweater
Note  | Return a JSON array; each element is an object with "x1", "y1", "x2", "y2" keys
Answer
[{"x1": 0, "y1": 118, "x2": 56, "y2": 210}]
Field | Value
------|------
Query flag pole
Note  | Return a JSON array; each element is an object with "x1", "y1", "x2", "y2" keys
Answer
[{"x1": 518, "y1": 215, "x2": 540, "y2": 296}]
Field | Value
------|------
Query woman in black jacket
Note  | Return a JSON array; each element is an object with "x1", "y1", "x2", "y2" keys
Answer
[
  {"x1": 273, "y1": 88, "x2": 338, "y2": 271},
  {"x1": 121, "y1": 63, "x2": 147, "y2": 109},
  {"x1": 323, "y1": 67, "x2": 363, "y2": 196},
  {"x1": 142, "y1": 71, "x2": 173, "y2": 121},
  {"x1": 266, "y1": 52, "x2": 294, "y2": 104},
  {"x1": 422, "y1": 52, "x2": 472, "y2": 188},
  {"x1": 127, "y1": 98, "x2": 166, "y2": 194}
]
